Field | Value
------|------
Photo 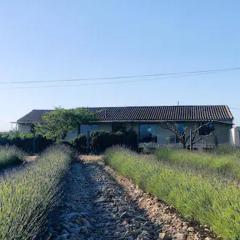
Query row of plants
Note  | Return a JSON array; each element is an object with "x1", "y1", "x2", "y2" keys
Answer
[
  {"x1": 155, "y1": 147, "x2": 240, "y2": 180},
  {"x1": 105, "y1": 147, "x2": 240, "y2": 240},
  {"x1": 0, "y1": 146, "x2": 24, "y2": 171},
  {"x1": 0, "y1": 129, "x2": 137, "y2": 154},
  {"x1": 72, "y1": 130, "x2": 138, "y2": 153},
  {"x1": 0, "y1": 132, "x2": 53, "y2": 153},
  {"x1": 0, "y1": 145, "x2": 72, "y2": 240}
]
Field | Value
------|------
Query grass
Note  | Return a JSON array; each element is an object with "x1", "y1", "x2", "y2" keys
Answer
[
  {"x1": 0, "y1": 146, "x2": 24, "y2": 170},
  {"x1": 105, "y1": 147, "x2": 240, "y2": 240},
  {"x1": 155, "y1": 147, "x2": 240, "y2": 180},
  {"x1": 0, "y1": 145, "x2": 72, "y2": 240}
]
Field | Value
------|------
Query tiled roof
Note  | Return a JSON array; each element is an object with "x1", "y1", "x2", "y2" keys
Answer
[
  {"x1": 17, "y1": 105, "x2": 233, "y2": 124},
  {"x1": 17, "y1": 110, "x2": 52, "y2": 123}
]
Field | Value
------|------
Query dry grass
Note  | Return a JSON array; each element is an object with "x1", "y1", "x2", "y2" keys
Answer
[
  {"x1": 24, "y1": 155, "x2": 39, "y2": 162},
  {"x1": 80, "y1": 154, "x2": 103, "y2": 162}
]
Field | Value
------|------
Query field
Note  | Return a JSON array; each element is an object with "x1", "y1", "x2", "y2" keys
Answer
[
  {"x1": 0, "y1": 146, "x2": 24, "y2": 171},
  {"x1": 0, "y1": 145, "x2": 72, "y2": 240},
  {"x1": 1, "y1": 142, "x2": 240, "y2": 239},
  {"x1": 155, "y1": 146, "x2": 240, "y2": 181},
  {"x1": 105, "y1": 147, "x2": 240, "y2": 240}
]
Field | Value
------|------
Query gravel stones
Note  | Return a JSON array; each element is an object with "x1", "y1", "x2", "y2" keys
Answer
[
  {"x1": 44, "y1": 157, "x2": 217, "y2": 240},
  {"x1": 45, "y1": 161, "x2": 160, "y2": 239}
]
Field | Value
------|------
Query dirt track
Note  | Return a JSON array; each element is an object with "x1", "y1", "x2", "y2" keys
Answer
[{"x1": 45, "y1": 156, "x2": 215, "y2": 240}]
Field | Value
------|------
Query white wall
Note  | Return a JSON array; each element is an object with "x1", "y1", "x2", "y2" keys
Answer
[
  {"x1": 18, "y1": 123, "x2": 32, "y2": 133},
  {"x1": 230, "y1": 127, "x2": 240, "y2": 146}
]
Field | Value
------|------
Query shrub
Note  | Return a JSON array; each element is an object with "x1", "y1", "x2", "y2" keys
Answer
[
  {"x1": 90, "y1": 130, "x2": 137, "y2": 153},
  {"x1": 0, "y1": 146, "x2": 24, "y2": 170},
  {"x1": 105, "y1": 147, "x2": 240, "y2": 240},
  {"x1": 122, "y1": 130, "x2": 138, "y2": 150},
  {"x1": 72, "y1": 134, "x2": 88, "y2": 153},
  {"x1": 0, "y1": 145, "x2": 72, "y2": 240},
  {"x1": 0, "y1": 132, "x2": 53, "y2": 153},
  {"x1": 90, "y1": 131, "x2": 112, "y2": 153}
]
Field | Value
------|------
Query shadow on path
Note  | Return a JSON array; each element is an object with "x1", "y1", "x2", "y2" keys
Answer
[{"x1": 44, "y1": 160, "x2": 161, "y2": 240}]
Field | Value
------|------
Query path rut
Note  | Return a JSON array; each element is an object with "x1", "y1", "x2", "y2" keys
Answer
[{"x1": 45, "y1": 157, "x2": 216, "y2": 240}]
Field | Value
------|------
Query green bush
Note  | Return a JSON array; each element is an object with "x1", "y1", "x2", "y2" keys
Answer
[
  {"x1": 72, "y1": 134, "x2": 88, "y2": 153},
  {"x1": 105, "y1": 147, "x2": 240, "y2": 240},
  {"x1": 0, "y1": 132, "x2": 53, "y2": 153},
  {"x1": 121, "y1": 130, "x2": 138, "y2": 150},
  {"x1": 0, "y1": 145, "x2": 72, "y2": 240},
  {"x1": 90, "y1": 130, "x2": 137, "y2": 153},
  {"x1": 155, "y1": 148, "x2": 240, "y2": 180},
  {"x1": 0, "y1": 146, "x2": 24, "y2": 170},
  {"x1": 90, "y1": 131, "x2": 112, "y2": 153}
]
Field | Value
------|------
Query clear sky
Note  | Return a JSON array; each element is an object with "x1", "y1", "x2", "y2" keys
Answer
[{"x1": 0, "y1": 1, "x2": 240, "y2": 131}]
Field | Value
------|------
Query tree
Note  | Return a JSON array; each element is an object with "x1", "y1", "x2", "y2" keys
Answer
[
  {"x1": 35, "y1": 108, "x2": 97, "y2": 141},
  {"x1": 162, "y1": 122, "x2": 214, "y2": 149}
]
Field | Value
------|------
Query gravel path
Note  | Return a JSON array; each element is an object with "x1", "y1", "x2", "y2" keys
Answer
[{"x1": 45, "y1": 156, "x2": 216, "y2": 240}]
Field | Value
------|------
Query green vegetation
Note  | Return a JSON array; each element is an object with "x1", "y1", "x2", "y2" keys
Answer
[
  {"x1": 72, "y1": 134, "x2": 88, "y2": 153},
  {"x1": 35, "y1": 107, "x2": 97, "y2": 141},
  {"x1": 0, "y1": 145, "x2": 72, "y2": 240},
  {"x1": 105, "y1": 147, "x2": 240, "y2": 240},
  {"x1": 90, "y1": 130, "x2": 137, "y2": 153},
  {"x1": 71, "y1": 130, "x2": 138, "y2": 153},
  {"x1": 0, "y1": 132, "x2": 52, "y2": 153},
  {"x1": 0, "y1": 146, "x2": 24, "y2": 170},
  {"x1": 155, "y1": 147, "x2": 240, "y2": 180}
]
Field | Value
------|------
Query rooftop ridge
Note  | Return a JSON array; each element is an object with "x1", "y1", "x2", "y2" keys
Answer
[{"x1": 17, "y1": 105, "x2": 234, "y2": 124}]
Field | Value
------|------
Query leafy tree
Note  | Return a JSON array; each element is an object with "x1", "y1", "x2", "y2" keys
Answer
[{"x1": 35, "y1": 108, "x2": 96, "y2": 141}]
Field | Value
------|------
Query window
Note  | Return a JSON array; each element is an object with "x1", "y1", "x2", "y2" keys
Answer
[
  {"x1": 139, "y1": 124, "x2": 157, "y2": 143},
  {"x1": 199, "y1": 123, "x2": 215, "y2": 136},
  {"x1": 168, "y1": 135, "x2": 176, "y2": 144}
]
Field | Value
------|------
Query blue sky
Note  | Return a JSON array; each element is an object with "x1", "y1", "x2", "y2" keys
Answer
[{"x1": 0, "y1": 1, "x2": 240, "y2": 130}]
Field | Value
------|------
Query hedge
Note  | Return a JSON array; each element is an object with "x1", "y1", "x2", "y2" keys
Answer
[
  {"x1": 0, "y1": 132, "x2": 53, "y2": 154},
  {"x1": 72, "y1": 130, "x2": 138, "y2": 153}
]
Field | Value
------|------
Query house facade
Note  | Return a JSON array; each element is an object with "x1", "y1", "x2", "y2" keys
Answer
[{"x1": 16, "y1": 105, "x2": 234, "y2": 148}]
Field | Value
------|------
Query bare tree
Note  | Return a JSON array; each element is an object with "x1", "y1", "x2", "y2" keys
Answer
[{"x1": 161, "y1": 122, "x2": 214, "y2": 149}]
